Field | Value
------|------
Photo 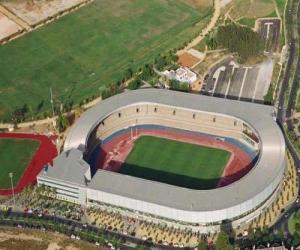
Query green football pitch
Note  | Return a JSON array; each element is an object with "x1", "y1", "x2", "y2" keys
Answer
[
  {"x1": 120, "y1": 136, "x2": 231, "y2": 189},
  {"x1": 0, "y1": 0, "x2": 212, "y2": 121},
  {"x1": 0, "y1": 139, "x2": 39, "y2": 189}
]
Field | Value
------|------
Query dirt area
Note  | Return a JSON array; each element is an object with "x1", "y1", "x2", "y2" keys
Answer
[
  {"x1": 178, "y1": 52, "x2": 201, "y2": 67},
  {"x1": 193, "y1": 50, "x2": 229, "y2": 77},
  {"x1": 1, "y1": 0, "x2": 91, "y2": 26},
  {"x1": 0, "y1": 227, "x2": 103, "y2": 250},
  {"x1": 0, "y1": 12, "x2": 22, "y2": 42},
  {"x1": 183, "y1": 0, "x2": 221, "y2": 50}
]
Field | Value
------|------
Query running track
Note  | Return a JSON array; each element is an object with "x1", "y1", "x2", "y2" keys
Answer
[
  {"x1": 94, "y1": 128, "x2": 255, "y2": 188},
  {"x1": 0, "y1": 133, "x2": 57, "y2": 195}
]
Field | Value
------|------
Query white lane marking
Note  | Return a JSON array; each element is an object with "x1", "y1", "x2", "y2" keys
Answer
[
  {"x1": 238, "y1": 67, "x2": 250, "y2": 100},
  {"x1": 225, "y1": 66, "x2": 236, "y2": 97},
  {"x1": 252, "y1": 68, "x2": 261, "y2": 102}
]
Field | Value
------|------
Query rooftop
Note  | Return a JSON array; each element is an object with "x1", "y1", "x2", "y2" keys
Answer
[{"x1": 38, "y1": 148, "x2": 90, "y2": 187}]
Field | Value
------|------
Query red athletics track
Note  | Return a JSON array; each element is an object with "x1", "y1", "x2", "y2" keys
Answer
[
  {"x1": 95, "y1": 128, "x2": 254, "y2": 188},
  {"x1": 0, "y1": 133, "x2": 57, "y2": 195}
]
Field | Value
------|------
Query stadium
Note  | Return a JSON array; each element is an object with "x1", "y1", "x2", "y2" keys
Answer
[{"x1": 37, "y1": 89, "x2": 286, "y2": 231}]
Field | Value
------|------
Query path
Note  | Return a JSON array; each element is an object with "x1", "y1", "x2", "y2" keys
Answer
[
  {"x1": 0, "y1": 5, "x2": 30, "y2": 30},
  {"x1": 180, "y1": 0, "x2": 221, "y2": 52},
  {"x1": 273, "y1": 0, "x2": 282, "y2": 19}
]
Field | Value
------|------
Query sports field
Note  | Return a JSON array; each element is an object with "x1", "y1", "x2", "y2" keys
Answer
[
  {"x1": 120, "y1": 136, "x2": 231, "y2": 189},
  {"x1": 0, "y1": 139, "x2": 39, "y2": 189},
  {"x1": 0, "y1": 0, "x2": 212, "y2": 121}
]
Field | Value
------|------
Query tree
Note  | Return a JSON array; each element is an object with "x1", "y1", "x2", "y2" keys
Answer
[
  {"x1": 207, "y1": 23, "x2": 264, "y2": 62},
  {"x1": 101, "y1": 83, "x2": 120, "y2": 100},
  {"x1": 296, "y1": 222, "x2": 300, "y2": 232},
  {"x1": 216, "y1": 231, "x2": 233, "y2": 250},
  {"x1": 56, "y1": 114, "x2": 69, "y2": 133},
  {"x1": 127, "y1": 78, "x2": 141, "y2": 90}
]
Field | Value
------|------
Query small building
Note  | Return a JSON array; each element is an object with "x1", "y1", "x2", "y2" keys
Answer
[{"x1": 163, "y1": 67, "x2": 197, "y2": 84}]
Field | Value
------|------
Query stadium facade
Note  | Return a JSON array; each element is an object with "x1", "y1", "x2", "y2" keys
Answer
[{"x1": 37, "y1": 89, "x2": 286, "y2": 232}]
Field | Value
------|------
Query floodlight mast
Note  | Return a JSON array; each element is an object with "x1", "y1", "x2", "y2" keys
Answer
[
  {"x1": 50, "y1": 87, "x2": 55, "y2": 117},
  {"x1": 9, "y1": 172, "x2": 15, "y2": 207}
]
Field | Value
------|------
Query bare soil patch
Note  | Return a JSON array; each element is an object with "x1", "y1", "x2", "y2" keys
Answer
[
  {"x1": 0, "y1": 227, "x2": 103, "y2": 250},
  {"x1": 178, "y1": 52, "x2": 201, "y2": 67},
  {"x1": 1, "y1": 0, "x2": 90, "y2": 26},
  {"x1": 0, "y1": 12, "x2": 22, "y2": 42}
]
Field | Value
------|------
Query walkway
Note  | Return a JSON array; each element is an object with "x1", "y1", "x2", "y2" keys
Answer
[{"x1": 181, "y1": 0, "x2": 221, "y2": 51}]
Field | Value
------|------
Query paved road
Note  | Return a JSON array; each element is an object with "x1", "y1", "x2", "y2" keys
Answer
[{"x1": 273, "y1": 0, "x2": 300, "y2": 239}]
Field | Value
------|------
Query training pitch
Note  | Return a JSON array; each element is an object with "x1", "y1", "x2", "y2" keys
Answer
[
  {"x1": 0, "y1": 0, "x2": 212, "y2": 121},
  {"x1": 120, "y1": 136, "x2": 231, "y2": 189},
  {"x1": 0, "y1": 138, "x2": 39, "y2": 189}
]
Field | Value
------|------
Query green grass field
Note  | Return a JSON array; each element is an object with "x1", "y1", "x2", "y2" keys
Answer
[
  {"x1": 0, "y1": 0, "x2": 212, "y2": 121},
  {"x1": 0, "y1": 139, "x2": 39, "y2": 189},
  {"x1": 120, "y1": 136, "x2": 231, "y2": 189}
]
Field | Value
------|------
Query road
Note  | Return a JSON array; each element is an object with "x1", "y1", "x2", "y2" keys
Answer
[{"x1": 273, "y1": 0, "x2": 300, "y2": 239}]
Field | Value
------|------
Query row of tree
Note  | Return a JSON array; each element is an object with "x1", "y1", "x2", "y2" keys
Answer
[
  {"x1": 206, "y1": 23, "x2": 264, "y2": 62},
  {"x1": 102, "y1": 50, "x2": 179, "y2": 98}
]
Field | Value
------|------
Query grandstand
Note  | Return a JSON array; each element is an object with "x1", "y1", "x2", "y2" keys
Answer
[{"x1": 37, "y1": 89, "x2": 286, "y2": 232}]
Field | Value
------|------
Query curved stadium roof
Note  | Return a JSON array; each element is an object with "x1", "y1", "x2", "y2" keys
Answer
[{"x1": 64, "y1": 89, "x2": 286, "y2": 213}]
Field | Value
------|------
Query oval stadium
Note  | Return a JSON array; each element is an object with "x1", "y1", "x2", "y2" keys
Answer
[{"x1": 37, "y1": 89, "x2": 286, "y2": 232}]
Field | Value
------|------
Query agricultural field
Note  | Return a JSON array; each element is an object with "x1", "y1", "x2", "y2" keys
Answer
[
  {"x1": 0, "y1": 0, "x2": 213, "y2": 121},
  {"x1": 0, "y1": 138, "x2": 39, "y2": 188},
  {"x1": 120, "y1": 136, "x2": 231, "y2": 189}
]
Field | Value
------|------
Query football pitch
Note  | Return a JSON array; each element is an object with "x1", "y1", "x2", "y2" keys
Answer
[
  {"x1": 120, "y1": 136, "x2": 231, "y2": 189},
  {"x1": 0, "y1": 139, "x2": 39, "y2": 189},
  {"x1": 0, "y1": 0, "x2": 212, "y2": 121}
]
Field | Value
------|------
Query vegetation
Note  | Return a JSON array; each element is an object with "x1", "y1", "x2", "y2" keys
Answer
[
  {"x1": 0, "y1": 139, "x2": 39, "y2": 188},
  {"x1": 238, "y1": 17, "x2": 256, "y2": 28},
  {"x1": 56, "y1": 114, "x2": 69, "y2": 133},
  {"x1": 206, "y1": 23, "x2": 264, "y2": 62},
  {"x1": 0, "y1": 0, "x2": 213, "y2": 122},
  {"x1": 169, "y1": 79, "x2": 190, "y2": 92},
  {"x1": 288, "y1": 211, "x2": 300, "y2": 246},
  {"x1": 236, "y1": 227, "x2": 288, "y2": 249},
  {"x1": 198, "y1": 241, "x2": 207, "y2": 250},
  {"x1": 216, "y1": 231, "x2": 233, "y2": 250},
  {"x1": 286, "y1": 129, "x2": 300, "y2": 153},
  {"x1": 264, "y1": 62, "x2": 281, "y2": 105},
  {"x1": 264, "y1": 83, "x2": 275, "y2": 104},
  {"x1": 121, "y1": 135, "x2": 231, "y2": 189},
  {"x1": 229, "y1": 0, "x2": 276, "y2": 20},
  {"x1": 289, "y1": 211, "x2": 300, "y2": 234},
  {"x1": 274, "y1": 0, "x2": 286, "y2": 18}
]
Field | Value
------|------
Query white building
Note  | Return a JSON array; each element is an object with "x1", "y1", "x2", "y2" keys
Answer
[{"x1": 164, "y1": 67, "x2": 197, "y2": 84}]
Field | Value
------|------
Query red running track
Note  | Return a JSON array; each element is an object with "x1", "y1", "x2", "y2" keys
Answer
[
  {"x1": 95, "y1": 128, "x2": 254, "y2": 188},
  {"x1": 0, "y1": 133, "x2": 57, "y2": 196}
]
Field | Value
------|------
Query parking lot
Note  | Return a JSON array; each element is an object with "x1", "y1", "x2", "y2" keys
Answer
[{"x1": 201, "y1": 57, "x2": 274, "y2": 103}]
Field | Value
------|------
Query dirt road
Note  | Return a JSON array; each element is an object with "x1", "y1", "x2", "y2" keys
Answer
[{"x1": 182, "y1": 0, "x2": 221, "y2": 51}]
